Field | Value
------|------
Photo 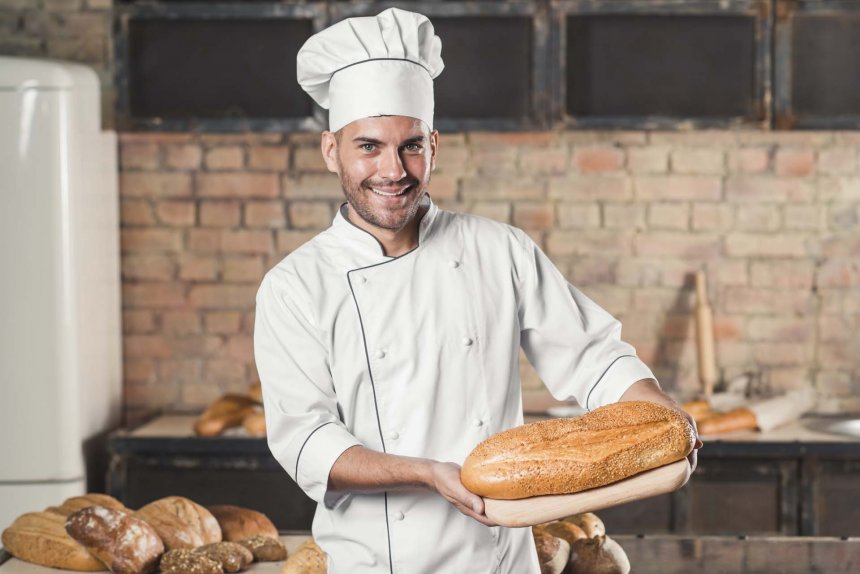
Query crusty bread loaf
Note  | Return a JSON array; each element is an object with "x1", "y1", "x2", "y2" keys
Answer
[
  {"x1": 135, "y1": 496, "x2": 221, "y2": 550},
  {"x1": 1, "y1": 511, "x2": 107, "y2": 571},
  {"x1": 533, "y1": 530, "x2": 569, "y2": 574},
  {"x1": 208, "y1": 505, "x2": 277, "y2": 542},
  {"x1": 65, "y1": 506, "x2": 164, "y2": 574},
  {"x1": 461, "y1": 401, "x2": 696, "y2": 499},
  {"x1": 46, "y1": 493, "x2": 126, "y2": 517},
  {"x1": 697, "y1": 407, "x2": 758, "y2": 435},
  {"x1": 241, "y1": 409, "x2": 267, "y2": 437},
  {"x1": 535, "y1": 521, "x2": 587, "y2": 546},
  {"x1": 194, "y1": 541, "x2": 253, "y2": 573},
  {"x1": 194, "y1": 394, "x2": 258, "y2": 437},
  {"x1": 681, "y1": 399, "x2": 712, "y2": 424},
  {"x1": 238, "y1": 535, "x2": 287, "y2": 562},
  {"x1": 280, "y1": 539, "x2": 325, "y2": 574}
]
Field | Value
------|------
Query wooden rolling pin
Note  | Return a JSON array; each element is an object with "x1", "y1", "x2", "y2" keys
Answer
[{"x1": 694, "y1": 270, "x2": 718, "y2": 399}]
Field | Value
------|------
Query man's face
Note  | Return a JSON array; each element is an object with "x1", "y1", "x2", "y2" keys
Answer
[{"x1": 322, "y1": 116, "x2": 438, "y2": 232}]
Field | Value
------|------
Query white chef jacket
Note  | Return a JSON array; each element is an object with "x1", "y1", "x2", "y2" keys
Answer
[{"x1": 254, "y1": 194, "x2": 656, "y2": 574}]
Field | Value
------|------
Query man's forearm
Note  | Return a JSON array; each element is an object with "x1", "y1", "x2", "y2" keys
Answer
[{"x1": 328, "y1": 445, "x2": 433, "y2": 493}]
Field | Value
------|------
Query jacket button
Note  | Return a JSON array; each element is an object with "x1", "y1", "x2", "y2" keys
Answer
[
  {"x1": 374, "y1": 349, "x2": 386, "y2": 359},
  {"x1": 359, "y1": 276, "x2": 368, "y2": 285},
  {"x1": 449, "y1": 260, "x2": 460, "y2": 268},
  {"x1": 463, "y1": 337, "x2": 473, "y2": 347},
  {"x1": 389, "y1": 432, "x2": 399, "y2": 440},
  {"x1": 394, "y1": 511, "x2": 405, "y2": 521},
  {"x1": 473, "y1": 419, "x2": 484, "y2": 427}
]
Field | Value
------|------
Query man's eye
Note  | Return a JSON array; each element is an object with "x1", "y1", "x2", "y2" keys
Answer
[
  {"x1": 404, "y1": 143, "x2": 422, "y2": 152},
  {"x1": 360, "y1": 144, "x2": 376, "y2": 152}
]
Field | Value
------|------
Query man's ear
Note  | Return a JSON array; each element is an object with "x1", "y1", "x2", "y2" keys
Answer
[
  {"x1": 430, "y1": 128, "x2": 440, "y2": 172},
  {"x1": 321, "y1": 131, "x2": 340, "y2": 174}
]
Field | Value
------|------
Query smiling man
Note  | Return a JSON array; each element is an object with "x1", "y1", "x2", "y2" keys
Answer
[{"x1": 254, "y1": 7, "x2": 700, "y2": 574}]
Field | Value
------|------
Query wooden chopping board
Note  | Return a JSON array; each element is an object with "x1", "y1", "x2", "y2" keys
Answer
[{"x1": 483, "y1": 458, "x2": 691, "y2": 528}]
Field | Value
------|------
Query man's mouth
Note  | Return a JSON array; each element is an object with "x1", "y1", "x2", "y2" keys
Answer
[{"x1": 368, "y1": 185, "x2": 413, "y2": 197}]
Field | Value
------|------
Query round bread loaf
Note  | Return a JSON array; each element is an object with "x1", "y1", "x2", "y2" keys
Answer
[
  {"x1": 65, "y1": 506, "x2": 164, "y2": 574},
  {"x1": 238, "y1": 535, "x2": 287, "y2": 562},
  {"x1": 46, "y1": 494, "x2": 126, "y2": 517},
  {"x1": 135, "y1": 496, "x2": 221, "y2": 550},
  {"x1": 207, "y1": 505, "x2": 277, "y2": 541},
  {"x1": 1, "y1": 511, "x2": 107, "y2": 571},
  {"x1": 194, "y1": 541, "x2": 253, "y2": 572},
  {"x1": 461, "y1": 401, "x2": 696, "y2": 499}
]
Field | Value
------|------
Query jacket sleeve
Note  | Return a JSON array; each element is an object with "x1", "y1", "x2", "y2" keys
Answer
[
  {"x1": 513, "y1": 232, "x2": 657, "y2": 410},
  {"x1": 254, "y1": 269, "x2": 362, "y2": 509}
]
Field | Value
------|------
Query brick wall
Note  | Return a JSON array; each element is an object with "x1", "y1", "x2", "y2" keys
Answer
[{"x1": 3, "y1": 2, "x2": 858, "y2": 422}]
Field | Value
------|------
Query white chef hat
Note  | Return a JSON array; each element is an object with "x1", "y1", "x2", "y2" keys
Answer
[{"x1": 297, "y1": 7, "x2": 444, "y2": 132}]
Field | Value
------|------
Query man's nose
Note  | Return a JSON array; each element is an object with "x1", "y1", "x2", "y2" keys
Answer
[{"x1": 377, "y1": 148, "x2": 407, "y2": 182}]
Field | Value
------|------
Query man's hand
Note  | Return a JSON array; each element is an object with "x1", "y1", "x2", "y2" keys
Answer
[
  {"x1": 428, "y1": 462, "x2": 498, "y2": 527},
  {"x1": 619, "y1": 378, "x2": 704, "y2": 472}
]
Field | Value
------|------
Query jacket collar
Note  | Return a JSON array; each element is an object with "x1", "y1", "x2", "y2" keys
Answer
[{"x1": 330, "y1": 193, "x2": 439, "y2": 260}]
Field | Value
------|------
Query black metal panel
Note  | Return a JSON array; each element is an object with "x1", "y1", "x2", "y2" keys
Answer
[
  {"x1": 774, "y1": 0, "x2": 860, "y2": 129},
  {"x1": 802, "y1": 458, "x2": 860, "y2": 537},
  {"x1": 550, "y1": 0, "x2": 772, "y2": 130}
]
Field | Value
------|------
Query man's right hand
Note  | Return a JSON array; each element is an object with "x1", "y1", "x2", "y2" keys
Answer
[{"x1": 428, "y1": 461, "x2": 498, "y2": 527}]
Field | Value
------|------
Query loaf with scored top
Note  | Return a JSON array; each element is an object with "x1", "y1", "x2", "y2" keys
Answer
[
  {"x1": 1, "y1": 511, "x2": 107, "y2": 571},
  {"x1": 461, "y1": 401, "x2": 695, "y2": 499}
]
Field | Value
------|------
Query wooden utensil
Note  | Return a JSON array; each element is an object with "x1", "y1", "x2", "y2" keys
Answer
[{"x1": 483, "y1": 459, "x2": 691, "y2": 528}]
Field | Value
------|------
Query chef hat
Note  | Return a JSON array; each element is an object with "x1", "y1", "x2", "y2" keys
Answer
[{"x1": 297, "y1": 7, "x2": 444, "y2": 132}]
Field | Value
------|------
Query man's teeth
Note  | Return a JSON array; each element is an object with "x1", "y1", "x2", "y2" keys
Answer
[{"x1": 371, "y1": 187, "x2": 409, "y2": 197}]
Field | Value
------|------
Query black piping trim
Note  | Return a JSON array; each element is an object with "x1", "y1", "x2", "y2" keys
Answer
[
  {"x1": 295, "y1": 421, "x2": 336, "y2": 480},
  {"x1": 331, "y1": 57, "x2": 432, "y2": 79},
  {"x1": 585, "y1": 354, "x2": 636, "y2": 411}
]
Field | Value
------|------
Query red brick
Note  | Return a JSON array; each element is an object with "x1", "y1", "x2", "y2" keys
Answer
[
  {"x1": 276, "y1": 230, "x2": 317, "y2": 253},
  {"x1": 581, "y1": 285, "x2": 631, "y2": 316},
  {"x1": 556, "y1": 203, "x2": 601, "y2": 229},
  {"x1": 164, "y1": 144, "x2": 202, "y2": 170},
  {"x1": 635, "y1": 232, "x2": 721, "y2": 259},
  {"x1": 627, "y1": 146, "x2": 669, "y2": 174},
  {"x1": 727, "y1": 147, "x2": 770, "y2": 173},
  {"x1": 462, "y1": 177, "x2": 545, "y2": 201},
  {"x1": 202, "y1": 359, "x2": 247, "y2": 384},
  {"x1": 124, "y1": 358, "x2": 155, "y2": 383},
  {"x1": 774, "y1": 148, "x2": 815, "y2": 176},
  {"x1": 121, "y1": 200, "x2": 156, "y2": 226},
  {"x1": 735, "y1": 205, "x2": 781, "y2": 231},
  {"x1": 572, "y1": 145, "x2": 624, "y2": 173},
  {"x1": 122, "y1": 255, "x2": 175, "y2": 281},
  {"x1": 221, "y1": 230, "x2": 274, "y2": 254},
  {"x1": 179, "y1": 255, "x2": 218, "y2": 281},
  {"x1": 546, "y1": 230, "x2": 633, "y2": 258},
  {"x1": 155, "y1": 200, "x2": 195, "y2": 226},
  {"x1": 242, "y1": 312, "x2": 256, "y2": 335},
  {"x1": 467, "y1": 202, "x2": 511, "y2": 223},
  {"x1": 604, "y1": 204, "x2": 645, "y2": 230},
  {"x1": 121, "y1": 173, "x2": 192, "y2": 198},
  {"x1": 818, "y1": 147, "x2": 856, "y2": 175},
  {"x1": 123, "y1": 283, "x2": 186, "y2": 308},
  {"x1": 288, "y1": 202, "x2": 332, "y2": 229},
  {"x1": 725, "y1": 176, "x2": 814, "y2": 203},
  {"x1": 631, "y1": 287, "x2": 692, "y2": 313},
  {"x1": 435, "y1": 145, "x2": 470, "y2": 174},
  {"x1": 293, "y1": 147, "x2": 328, "y2": 172},
  {"x1": 784, "y1": 205, "x2": 824, "y2": 231},
  {"x1": 723, "y1": 287, "x2": 813, "y2": 314},
  {"x1": 472, "y1": 146, "x2": 518, "y2": 175},
  {"x1": 549, "y1": 176, "x2": 632, "y2": 202},
  {"x1": 471, "y1": 132, "x2": 556, "y2": 146},
  {"x1": 248, "y1": 145, "x2": 289, "y2": 171},
  {"x1": 189, "y1": 285, "x2": 258, "y2": 308},
  {"x1": 122, "y1": 310, "x2": 155, "y2": 334},
  {"x1": 223, "y1": 256, "x2": 264, "y2": 282},
  {"x1": 635, "y1": 176, "x2": 722, "y2": 201},
  {"x1": 564, "y1": 131, "x2": 646, "y2": 145},
  {"x1": 179, "y1": 382, "x2": 225, "y2": 410},
  {"x1": 162, "y1": 311, "x2": 202, "y2": 335},
  {"x1": 754, "y1": 343, "x2": 813, "y2": 366},
  {"x1": 751, "y1": 260, "x2": 815, "y2": 289},
  {"x1": 205, "y1": 311, "x2": 242, "y2": 334},
  {"x1": 817, "y1": 258, "x2": 860, "y2": 288},
  {"x1": 671, "y1": 148, "x2": 724, "y2": 175},
  {"x1": 520, "y1": 146, "x2": 569, "y2": 174},
  {"x1": 205, "y1": 146, "x2": 244, "y2": 170},
  {"x1": 819, "y1": 235, "x2": 860, "y2": 258},
  {"x1": 245, "y1": 201, "x2": 286, "y2": 228},
  {"x1": 648, "y1": 203, "x2": 690, "y2": 231},
  {"x1": 197, "y1": 173, "x2": 279, "y2": 199},
  {"x1": 169, "y1": 336, "x2": 224, "y2": 357},
  {"x1": 224, "y1": 335, "x2": 254, "y2": 362},
  {"x1": 124, "y1": 335, "x2": 173, "y2": 359},
  {"x1": 201, "y1": 133, "x2": 282, "y2": 144},
  {"x1": 120, "y1": 143, "x2": 160, "y2": 170},
  {"x1": 200, "y1": 201, "x2": 241, "y2": 227},
  {"x1": 282, "y1": 174, "x2": 344, "y2": 200},
  {"x1": 747, "y1": 317, "x2": 814, "y2": 341},
  {"x1": 188, "y1": 229, "x2": 222, "y2": 253},
  {"x1": 159, "y1": 359, "x2": 202, "y2": 383},
  {"x1": 725, "y1": 234, "x2": 809, "y2": 258},
  {"x1": 428, "y1": 173, "x2": 458, "y2": 200},
  {"x1": 568, "y1": 258, "x2": 615, "y2": 285},
  {"x1": 691, "y1": 203, "x2": 733, "y2": 231},
  {"x1": 513, "y1": 202, "x2": 554, "y2": 230},
  {"x1": 121, "y1": 229, "x2": 182, "y2": 253}
]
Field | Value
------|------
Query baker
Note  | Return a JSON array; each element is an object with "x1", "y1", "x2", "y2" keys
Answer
[{"x1": 255, "y1": 7, "x2": 702, "y2": 573}]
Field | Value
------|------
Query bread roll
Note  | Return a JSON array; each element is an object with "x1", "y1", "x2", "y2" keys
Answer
[
  {"x1": 208, "y1": 505, "x2": 278, "y2": 542},
  {"x1": 159, "y1": 549, "x2": 223, "y2": 574},
  {"x1": 280, "y1": 539, "x2": 325, "y2": 574},
  {"x1": 135, "y1": 496, "x2": 221, "y2": 550},
  {"x1": 697, "y1": 407, "x2": 758, "y2": 435},
  {"x1": 534, "y1": 521, "x2": 587, "y2": 546},
  {"x1": 238, "y1": 535, "x2": 287, "y2": 562},
  {"x1": 241, "y1": 409, "x2": 266, "y2": 437},
  {"x1": 533, "y1": 531, "x2": 569, "y2": 574},
  {"x1": 194, "y1": 394, "x2": 258, "y2": 437},
  {"x1": 1, "y1": 511, "x2": 107, "y2": 571},
  {"x1": 562, "y1": 512, "x2": 605, "y2": 538},
  {"x1": 461, "y1": 401, "x2": 695, "y2": 499},
  {"x1": 46, "y1": 493, "x2": 126, "y2": 517},
  {"x1": 65, "y1": 506, "x2": 164, "y2": 574},
  {"x1": 247, "y1": 382, "x2": 262, "y2": 404},
  {"x1": 194, "y1": 542, "x2": 253, "y2": 573}
]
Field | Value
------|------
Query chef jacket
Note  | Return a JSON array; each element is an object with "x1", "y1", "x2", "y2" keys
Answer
[{"x1": 254, "y1": 194, "x2": 656, "y2": 573}]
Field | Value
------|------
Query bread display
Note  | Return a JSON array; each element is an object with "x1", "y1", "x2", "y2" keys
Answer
[
  {"x1": 461, "y1": 401, "x2": 696, "y2": 499},
  {"x1": 65, "y1": 506, "x2": 164, "y2": 574},
  {"x1": 280, "y1": 539, "x2": 326, "y2": 574},
  {"x1": 697, "y1": 407, "x2": 758, "y2": 435},
  {"x1": 1, "y1": 511, "x2": 107, "y2": 571},
  {"x1": 208, "y1": 505, "x2": 278, "y2": 542},
  {"x1": 238, "y1": 535, "x2": 288, "y2": 562},
  {"x1": 46, "y1": 493, "x2": 127, "y2": 517},
  {"x1": 533, "y1": 530, "x2": 569, "y2": 574},
  {"x1": 135, "y1": 496, "x2": 221, "y2": 550},
  {"x1": 194, "y1": 541, "x2": 253, "y2": 572},
  {"x1": 159, "y1": 549, "x2": 223, "y2": 574},
  {"x1": 194, "y1": 394, "x2": 259, "y2": 437}
]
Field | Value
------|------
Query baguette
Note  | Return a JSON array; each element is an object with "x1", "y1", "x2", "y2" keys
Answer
[
  {"x1": 1, "y1": 511, "x2": 107, "y2": 571},
  {"x1": 194, "y1": 394, "x2": 258, "y2": 437},
  {"x1": 681, "y1": 399, "x2": 712, "y2": 424},
  {"x1": 461, "y1": 401, "x2": 695, "y2": 500},
  {"x1": 697, "y1": 407, "x2": 758, "y2": 435}
]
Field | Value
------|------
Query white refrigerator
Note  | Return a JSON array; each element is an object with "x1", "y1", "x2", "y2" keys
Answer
[{"x1": 0, "y1": 56, "x2": 122, "y2": 530}]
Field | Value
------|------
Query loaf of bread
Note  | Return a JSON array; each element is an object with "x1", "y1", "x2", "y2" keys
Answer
[
  {"x1": 65, "y1": 506, "x2": 164, "y2": 574},
  {"x1": 135, "y1": 496, "x2": 221, "y2": 550},
  {"x1": 697, "y1": 407, "x2": 758, "y2": 435},
  {"x1": 194, "y1": 541, "x2": 253, "y2": 573},
  {"x1": 533, "y1": 530, "x2": 569, "y2": 574},
  {"x1": 159, "y1": 549, "x2": 223, "y2": 574},
  {"x1": 194, "y1": 394, "x2": 259, "y2": 437},
  {"x1": 534, "y1": 521, "x2": 587, "y2": 546},
  {"x1": 208, "y1": 505, "x2": 278, "y2": 542},
  {"x1": 46, "y1": 493, "x2": 126, "y2": 517},
  {"x1": 247, "y1": 382, "x2": 262, "y2": 404},
  {"x1": 238, "y1": 535, "x2": 287, "y2": 562},
  {"x1": 241, "y1": 409, "x2": 267, "y2": 437},
  {"x1": 1, "y1": 511, "x2": 107, "y2": 571},
  {"x1": 280, "y1": 539, "x2": 325, "y2": 574},
  {"x1": 681, "y1": 399, "x2": 712, "y2": 424},
  {"x1": 461, "y1": 401, "x2": 696, "y2": 499}
]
